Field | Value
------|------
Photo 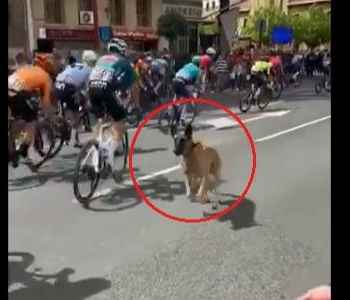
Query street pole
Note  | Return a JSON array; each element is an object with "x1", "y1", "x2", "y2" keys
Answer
[
  {"x1": 25, "y1": 0, "x2": 35, "y2": 53},
  {"x1": 91, "y1": 0, "x2": 100, "y2": 50}
]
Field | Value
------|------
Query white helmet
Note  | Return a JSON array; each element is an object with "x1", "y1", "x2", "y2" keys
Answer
[
  {"x1": 108, "y1": 38, "x2": 127, "y2": 56},
  {"x1": 206, "y1": 47, "x2": 216, "y2": 56},
  {"x1": 82, "y1": 50, "x2": 98, "y2": 66}
]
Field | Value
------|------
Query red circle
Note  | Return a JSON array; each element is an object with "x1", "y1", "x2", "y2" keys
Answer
[{"x1": 128, "y1": 98, "x2": 257, "y2": 223}]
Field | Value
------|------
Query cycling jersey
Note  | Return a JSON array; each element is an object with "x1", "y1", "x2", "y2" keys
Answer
[
  {"x1": 56, "y1": 63, "x2": 92, "y2": 91},
  {"x1": 251, "y1": 61, "x2": 273, "y2": 76},
  {"x1": 8, "y1": 66, "x2": 52, "y2": 106},
  {"x1": 270, "y1": 56, "x2": 282, "y2": 69},
  {"x1": 175, "y1": 63, "x2": 200, "y2": 85},
  {"x1": 150, "y1": 59, "x2": 168, "y2": 76},
  {"x1": 88, "y1": 54, "x2": 136, "y2": 92}
]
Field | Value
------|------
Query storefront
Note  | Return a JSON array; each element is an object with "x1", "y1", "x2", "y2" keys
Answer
[{"x1": 112, "y1": 29, "x2": 159, "y2": 52}]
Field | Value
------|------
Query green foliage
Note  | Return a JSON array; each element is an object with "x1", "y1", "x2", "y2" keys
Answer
[
  {"x1": 243, "y1": 6, "x2": 330, "y2": 48},
  {"x1": 243, "y1": 7, "x2": 291, "y2": 44},
  {"x1": 157, "y1": 12, "x2": 189, "y2": 45},
  {"x1": 291, "y1": 7, "x2": 330, "y2": 48}
]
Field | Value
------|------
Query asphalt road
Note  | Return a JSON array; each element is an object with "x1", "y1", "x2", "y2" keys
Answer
[{"x1": 9, "y1": 80, "x2": 330, "y2": 300}]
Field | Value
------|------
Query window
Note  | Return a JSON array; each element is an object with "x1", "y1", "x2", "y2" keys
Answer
[
  {"x1": 136, "y1": 0, "x2": 151, "y2": 27},
  {"x1": 206, "y1": 2, "x2": 210, "y2": 11},
  {"x1": 44, "y1": 0, "x2": 64, "y2": 23},
  {"x1": 78, "y1": 0, "x2": 92, "y2": 11},
  {"x1": 243, "y1": 18, "x2": 247, "y2": 28},
  {"x1": 110, "y1": 0, "x2": 124, "y2": 26},
  {"x1": 212, "y1": 1, "x2": 216, "y2": 9}
]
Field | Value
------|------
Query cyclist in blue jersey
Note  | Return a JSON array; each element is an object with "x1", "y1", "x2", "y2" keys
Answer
[
  {"x1": 88, "y1": 38, "x2": 136, "y2": 168},
  {"x1": 149, "y1": 55, "x2": 168, "y2": 96},
  {"x1": 55, "y1": 50, "x2": 98, "y2": 147},
  {"x1": 173, "y1": 56, "x2": 201, "y2": 123}
]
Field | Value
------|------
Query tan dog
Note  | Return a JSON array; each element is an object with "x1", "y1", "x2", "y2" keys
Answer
[{"x1": 171, "y1": 124, "x2": 222, "y2": 204}]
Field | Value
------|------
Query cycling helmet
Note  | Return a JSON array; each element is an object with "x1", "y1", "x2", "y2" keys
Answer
[
  {"x1": 146, "y1": 56, "x2": 153, "y2": 64},
  {"x1": 34, "y1": 53, "x2": 54, "y2": 74},
  {"x1": 192, "y1": 55, "x2": 200, "y2": 66},
  {"x1": 108, "y1": 38, "x2": 127, "y2": 56},
  {"x1": 206, "y1": 47, "x2": 216, "y2": 56},
  {"x1": 82, "y1": 50, "x2": 98, "y2": 66}
]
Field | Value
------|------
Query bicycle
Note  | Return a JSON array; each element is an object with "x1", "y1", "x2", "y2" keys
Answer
[
  {"x1": 73, "y1": 112, "x2": 129, "y2": 205},
  {"x1": 8, "y1": 115, "x2": 55, "y2": 171},
  {"x1": 158, "y1": 87, "x2": 199, "y2": 134},
  {"x1": 239, "y1": 78, "x2": 274, "y2": 113},
  {"x1": 315, "y1": 72, "x2": 331, "y2": 94}
]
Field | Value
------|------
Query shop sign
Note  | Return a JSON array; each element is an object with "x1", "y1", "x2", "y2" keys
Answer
[
  {"x1": 113, "y1": 29, "x2": 158, "y2": 41},
  {"x1": 45, "y1": 29, "x2": 94, "y2": 41}
]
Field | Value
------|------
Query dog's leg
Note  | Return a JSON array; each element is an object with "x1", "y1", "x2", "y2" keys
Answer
[
  {"x1": 196, "y1": 175, "x2": 210, "y2": 203},
  {"x1": 185, "y1": 177, "x2": 192, "y2": 198}
]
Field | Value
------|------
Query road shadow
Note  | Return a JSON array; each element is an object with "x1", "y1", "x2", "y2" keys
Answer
[
  {"x1": 216, "y1": 194, "x2": 261, "y2": 231},
  {"x1": 8, "y1": 145, "x2": 165, "y2": 192},
  {"x1": 86, "y1": 176, "x2": 186, "y2": 212},
  {"x1": 8, "y1": 252, "x2": 110, "y2": 300}
]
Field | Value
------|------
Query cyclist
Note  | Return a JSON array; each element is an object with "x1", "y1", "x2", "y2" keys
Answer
[
  {"x1": 87, "y1": 38, "x2": 136, "y2": 169},
  {"x1": 173, "y1": 55, "x2": 201, "y2": 124},
  {"x1": 149, "y1": 54, "x2": 168, "y2": 96},
  {"x1": 54, "y1": 50, "x2": 98, "y2": 148},
  {"x1": 250, "y1": 58, "x2": 273, "y2": 100},
  {"x1": 8, "y1": 53, "x2": 56, "y2": 167}
]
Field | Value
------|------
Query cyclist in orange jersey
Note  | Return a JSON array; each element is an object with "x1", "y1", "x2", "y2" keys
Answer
[{"x1": 8, "y1": 53, "x2": 56, "y2": 165}]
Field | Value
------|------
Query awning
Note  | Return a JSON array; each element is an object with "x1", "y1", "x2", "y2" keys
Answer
[{"x1": 199, "y1": 20, "x2": 219, "y2": 36}]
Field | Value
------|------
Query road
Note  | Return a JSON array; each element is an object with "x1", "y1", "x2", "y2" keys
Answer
[{"x1": 9, "y1": 81, "x2": 330, "y2": 300}]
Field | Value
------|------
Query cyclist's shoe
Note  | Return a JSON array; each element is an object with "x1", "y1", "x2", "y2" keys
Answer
[
  {"x1": 18, "y1": 143, "x2": 29, "y2": 158},
  {"x1": 84, "y1": 126, "x2": 93, "y2": 133},
  {"x1": 81, "y1": 165, "x2": 96, "y2": 180},
  {"x1": 10, "y1": 153, "x2": 20, "y2": 168}
]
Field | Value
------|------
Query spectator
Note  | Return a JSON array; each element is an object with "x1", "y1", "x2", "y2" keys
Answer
[
  {"x1": 215, "y1": 52, "x2": 229, "y2": 93},
  {"x1": 15, "y1": 52, "x2": 29, "y2": 68}
]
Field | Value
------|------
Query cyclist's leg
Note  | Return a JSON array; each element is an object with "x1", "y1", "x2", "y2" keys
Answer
[{"x1": 8, "y1": 91, "x2": 39, "y2": 159}]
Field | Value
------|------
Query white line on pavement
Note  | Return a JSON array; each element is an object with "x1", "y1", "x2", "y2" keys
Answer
[
  {"x1": 205, "y1": 110, "x2": 291, "y2": 130},
  {"x1": 71, "y1": 165, "x2": 182, "y2": 203},
  {"x1": 254, "y1": 115, "x2": 331, "y2": 142}
]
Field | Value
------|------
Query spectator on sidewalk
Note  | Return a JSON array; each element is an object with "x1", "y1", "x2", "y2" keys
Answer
[{"x1": 215, "y1": 52, "x2": 229, "y2": 93}]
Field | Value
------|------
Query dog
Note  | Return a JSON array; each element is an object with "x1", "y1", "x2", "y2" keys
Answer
[{"x1": 171, "y1": 124, "x2": 222, "y2": 204}]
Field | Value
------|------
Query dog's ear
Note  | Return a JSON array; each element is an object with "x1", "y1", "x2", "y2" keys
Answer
[
  {"x1": 170, "y1": 124, "x2": 177, "y2": 138},
  {"x1": 185, "y1": 124, "x2": 193, "y2": 139}
]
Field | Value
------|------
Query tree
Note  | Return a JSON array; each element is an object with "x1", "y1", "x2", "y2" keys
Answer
[
  {"x1": 291, "y1": 7, "x2": 330, "y2": 49},
  {"x1": 157, "y1": 12, "x2": 189, "y2": 52},
  {"x1": 243, "y1": 7, "x2": 291, "y2": 45}
]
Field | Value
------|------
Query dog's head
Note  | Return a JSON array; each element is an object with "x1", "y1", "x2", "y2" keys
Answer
[{"x1": 171, "y1": 124, "x2": 193, "y2": 156}]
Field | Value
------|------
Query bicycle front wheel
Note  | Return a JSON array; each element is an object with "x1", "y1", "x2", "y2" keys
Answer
[
  {"x1": 73, "y1": 140, "x2": 101, "y2": 205},
  {"x1": 32, "y1": 120, "x2": 55, "y2": 169},
  {"x1": 239, "y1": 93, "x2": 253, "y2": 113},
  {"x1": 181, "y1": 101, "x2": 198, "y2": 126},
  {"x1": 111, "y1": 131, "x2": 129, "y2": 183}
]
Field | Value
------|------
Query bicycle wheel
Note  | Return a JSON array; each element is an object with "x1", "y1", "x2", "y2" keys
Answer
[
  {"x1": 32, "y1": 120, "x2": 55, "y2": 169},
  {"x1": 49, "y1": 117, "x2": 70, "y2": 159},
  {"x1": 294, "y1": 73, "x2": 302, "y2": 88},
  {"x1": 73, "y1": 140, "x2": 101, "y2": 204},
  {"x1": 315, "y1": 78, "x2": 322, "y2": 94},
  {"x1": 258, "y1": 87, "x2": 272, "y2": 111},
  {"x1": 181, "y1": 101, "x2": 198, "y2": 126},
  {"x1": 271, "y1": 81, "x2": 283, "y2": 99},
  {"x1": 158, "y1": 105, "x2": 176, "y2": 134},
  {"x1": 111, "y1": 131, "x2": 129, "y2": 183},
  {"x1": 125, "y1": 101, "x2": 140, "y2": 127},
  {"x1": 239, "y1": 93, "x2": 253, "y2": 113},
  {"x1": 325, "y1": 78, "x2": 331, "y2": 93}
]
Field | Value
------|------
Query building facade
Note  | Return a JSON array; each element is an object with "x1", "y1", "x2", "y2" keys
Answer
[
  {"x1": 25, "y1": 0, "x2": 162, "y2": 57},
  {"x1": 8, "y1": 0, "x2": 29, "y2": 58},
  {"x1": 161, "y1": 0, "x2": 202, "y2": 55}
]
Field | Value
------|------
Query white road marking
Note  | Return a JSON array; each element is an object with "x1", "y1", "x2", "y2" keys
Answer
[
  {"x1": 255, "y1": 115, "x2": 331, "y2": 142},
  {"x1": 204, "y1": 110, "x2": 291, "y2": 130}
]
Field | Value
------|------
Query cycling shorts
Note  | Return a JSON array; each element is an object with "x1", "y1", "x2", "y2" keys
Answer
[
  {"x1": 54, "y1": 81, "x2": 79, "y2": 112},
  {"x1": 8, "y1": 91, "x2": 40, "y2": 122},
  {"x1": 88, "y1": 85, "x2": 125, "y2": 122},
  {"x1": 173, "y1": 78, "x2": 190, "y2": 99}
]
